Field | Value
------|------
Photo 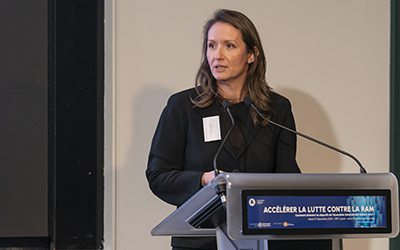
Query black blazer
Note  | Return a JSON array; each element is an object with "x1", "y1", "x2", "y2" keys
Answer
[{"x1": 146, "y1": 88, "x2": 301, "y2": 249}]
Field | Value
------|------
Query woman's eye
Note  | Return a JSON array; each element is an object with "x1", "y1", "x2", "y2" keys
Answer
[
  {"x1": 208, "y1": 43, "x2": 215, "y2": 49},
  {"x1": 227, "y1": 44, "x2": 235, "y2": 48}
]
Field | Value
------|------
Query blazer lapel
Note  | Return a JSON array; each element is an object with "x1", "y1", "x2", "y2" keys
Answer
[{"x1": 237, "y1": 112, "x2": 261, "y2": 158}]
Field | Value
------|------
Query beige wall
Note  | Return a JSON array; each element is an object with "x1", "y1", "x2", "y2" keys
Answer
[{"x1": 107, "y1": 0, "x2": 390, "y2": 249}]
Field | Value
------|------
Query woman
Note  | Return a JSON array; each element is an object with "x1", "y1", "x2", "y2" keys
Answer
[{"x1": 146, "y1": 9, "x2": 301, "y2": 250}]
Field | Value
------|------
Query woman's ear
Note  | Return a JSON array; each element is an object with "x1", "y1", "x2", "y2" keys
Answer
[{"x1": 248, "y1": 46, "x2": 259, "y2": 64}]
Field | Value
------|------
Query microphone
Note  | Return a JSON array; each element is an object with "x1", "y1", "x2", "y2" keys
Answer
[
  {"x1": 243, "y1": 96, "x2": 367, "y2": 174},
  {"x1": 212, "y1": 99, "x2": 234, "y2": 208},
  {"x1": 213, "y1": 100, "x2": 235, "y2": 176}
]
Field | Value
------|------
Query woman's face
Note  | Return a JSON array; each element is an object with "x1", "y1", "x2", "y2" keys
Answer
[{"x1": 207, "y1": 22, "x2": 254, "y2": 87}]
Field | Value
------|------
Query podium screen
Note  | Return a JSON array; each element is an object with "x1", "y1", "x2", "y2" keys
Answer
[{"x1": 242, "y1": 189, "x2": 391, "y2": 235}]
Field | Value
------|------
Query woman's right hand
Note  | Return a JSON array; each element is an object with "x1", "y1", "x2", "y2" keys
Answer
[{"x1": 201, "y1": 170, "x2": 225, "y2": 186}]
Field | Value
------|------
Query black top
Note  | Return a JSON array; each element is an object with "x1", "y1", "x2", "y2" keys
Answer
[{"x1": 220, "y1": 101, "x2": 248, "y2": 156}]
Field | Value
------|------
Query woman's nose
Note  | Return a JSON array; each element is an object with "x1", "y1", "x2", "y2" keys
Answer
[{"x1": 214, "y1": 46, "x2": 224, "y2": 60}]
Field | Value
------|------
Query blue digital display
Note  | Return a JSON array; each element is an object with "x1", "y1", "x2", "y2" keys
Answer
[{"x1": 242, "y1": 190, "x2": 391, "y2": 235}]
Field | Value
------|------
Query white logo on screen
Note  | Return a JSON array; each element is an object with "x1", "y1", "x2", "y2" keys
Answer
[{"x1": 249, "y1": 198, "x2": 256, "y2": 206}]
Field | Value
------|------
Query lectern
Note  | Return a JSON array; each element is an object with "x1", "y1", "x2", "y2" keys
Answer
[{"x1": 151, "y1": 173, "x2": 399, "y2": 250}]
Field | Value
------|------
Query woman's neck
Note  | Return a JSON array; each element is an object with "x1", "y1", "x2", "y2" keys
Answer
[{"x1": 218, "y1": 82, "x2": 247, "y2": 104}]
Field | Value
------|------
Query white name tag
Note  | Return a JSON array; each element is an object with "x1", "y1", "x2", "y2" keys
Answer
[{"x1": 203, "y1": 115, "x2": 221, "y2": 142}]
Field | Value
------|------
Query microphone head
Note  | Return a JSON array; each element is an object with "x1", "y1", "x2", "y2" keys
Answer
[
  {"x1": 243, "y1": 96, "x2": 253, "y2": 107},
  {"x1": 222, "y1": 100, "x2": 231, "y2": 110}
]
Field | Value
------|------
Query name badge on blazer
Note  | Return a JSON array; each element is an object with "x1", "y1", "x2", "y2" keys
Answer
[{"x1": 203, "y1": 115, "x2": 221, "y2": 142}]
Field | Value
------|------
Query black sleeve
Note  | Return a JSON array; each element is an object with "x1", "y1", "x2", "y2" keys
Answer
[
  {"x1": 146, "y1": 91, "x2": 204, "y2": 207},
  {"x1": 274, "y1": 96, "x2": 301, "y2": 173}
]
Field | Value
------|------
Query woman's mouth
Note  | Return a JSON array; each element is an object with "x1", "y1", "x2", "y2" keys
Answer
[{"x1": 214, "y1": 65, "x2": 227, "y2": 70}]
